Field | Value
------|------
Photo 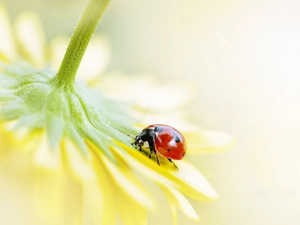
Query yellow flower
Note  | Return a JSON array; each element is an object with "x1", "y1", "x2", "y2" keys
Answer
[{"x1": 0, "y1": 3, "x2": 234, "y2": 225}]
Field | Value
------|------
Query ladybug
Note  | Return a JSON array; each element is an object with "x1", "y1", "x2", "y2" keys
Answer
[{"x1": 131, "y1": 124, "x2": 186, "y2": 169}]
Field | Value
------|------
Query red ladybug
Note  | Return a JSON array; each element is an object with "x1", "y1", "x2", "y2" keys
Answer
[{"x1": 131, "y1": 124, "x2": 186, "y2": 169}]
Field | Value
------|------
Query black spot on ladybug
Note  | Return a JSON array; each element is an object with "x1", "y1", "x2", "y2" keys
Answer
[
  {"x1": 154, "y1": 126, "x2": 163, "y2": 133},
  {"x1": 172, "y1": 133, "x2": 180, "y2": 143},
  {"x1": 167, "y1": 148, "x2": 170, "y2": 152}
]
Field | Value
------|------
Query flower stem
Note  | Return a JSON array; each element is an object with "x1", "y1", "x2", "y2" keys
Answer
[{"x1": 53, "y1": 0, "x2": 111, "y2": 89}]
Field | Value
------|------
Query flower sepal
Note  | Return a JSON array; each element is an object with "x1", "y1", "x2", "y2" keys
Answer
[{"x1": 0, "y1": 69, "x2": 138, "y2": 163}]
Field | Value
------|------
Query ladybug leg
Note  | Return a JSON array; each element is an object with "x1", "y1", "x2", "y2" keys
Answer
[
  {"x1": 138, "y1": 145, "x2": 142, "y2": 152},
  {"x1": 149, "y1": 146, "x2": 160, "y2": 165},
  {"x1": 167, "y1": 158, "x2": 178, "y2": 170},
  {"x1": 154, "y1": 151, "x2": 160, "y2": 166},
  {"x1": 148, "y1": 146, "x2": 153, "y2": 159},
  {"x1": 130, "y1": 141, "x2": 141, "y2": 151}
]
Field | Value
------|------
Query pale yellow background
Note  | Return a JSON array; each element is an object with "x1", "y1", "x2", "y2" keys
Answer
[{"x1": 2, "y1": 0, "x2": 300, "y2": 225}]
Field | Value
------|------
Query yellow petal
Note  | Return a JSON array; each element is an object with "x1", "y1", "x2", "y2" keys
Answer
[
  {"x1": 116, "y1": 142, "x2": 217, "y2": 201},
  {"x1": 83, "y1": 149, "x2": 148, "y2": 225},
  {"x1": 60, "y1": 173, "x2": 84, "y2": 225},
  {"x1": 161, "y1": 185, "x2": 200, "y2": 221},
  {"x1": 82, "y1": 181, "x2": 115, "y2": 225},
  {"x1": 113, "y1": 142, "x2": 178, "y2": 188},
  {"x1": 34, "y1": 167, "x2": 84, "y2": 225},
  {"x1": 132, "y1": 112, "x2": 198, "y2": 131},
  {"x1": 100, "y1": 151, "x2": 155, "y2": 210},
  {"x1": 3, "y1": 121, "x2": 41, "y2": 152},
  {"x1": 117, "y1": 190, "x2": 148, "y2": 225},
  {"x1": 33, "y1": 169, "x2": 64, "y2": 224},
  {"x1": 0, "y1": 4, "x2": 16, "y2": 61},
  {"x1": 94, "y1": 74, "x2": 154, "y2": 99},
  {"x1": 63, "y1": 139, "x2": 95, "y2": 181},
  {"x1": 83, "y1": 149, "x2": 117, "y2": 225},
  {"x1": 133, "y1": 82, "x2": 193, "y2": 112},
  {"x1": 14, "y1": 11, "x2": 46, "y2": 67},
  {"x1": 95, "y1": 75, "x2": 193, "y2": 111},
  {"x1": 167, "y1": 160, "x2": 218, "y2": 201},
  {"x1": 0, "y1": 128, "x2": 10, "y2": 168},
  {"x1": 184, "y1": 130, "x2": 235, "y2": 154},
  {"x1": 34, "y1": 132, "x2": 62, "y2": 171},
  {"x1": 169, "y1": 202, "x2": 178, "y2": 225},
  {"x1": 160, "y1": 184, "x2": 179, "y2": 225}
]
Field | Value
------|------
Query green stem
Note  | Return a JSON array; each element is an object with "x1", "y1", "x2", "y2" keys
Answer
[{"x1": 53, "y1": 0, "x2": 111, "y2": 89}]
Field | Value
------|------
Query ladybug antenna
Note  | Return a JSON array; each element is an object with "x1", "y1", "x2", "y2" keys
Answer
[{"x1": 127, "y1": 134, "x2": 136, "y2": 139}]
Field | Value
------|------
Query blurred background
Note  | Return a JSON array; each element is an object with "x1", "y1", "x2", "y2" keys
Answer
[{"x1": 2, "y1": 0, "x2": 300, "y2": 224}]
